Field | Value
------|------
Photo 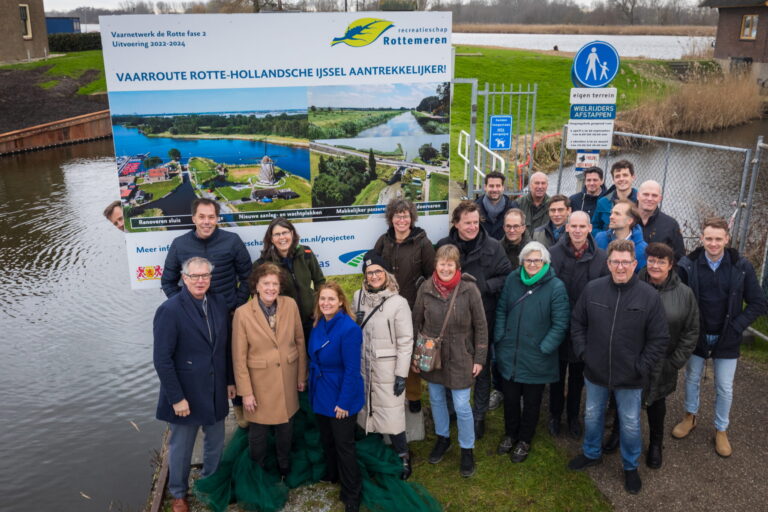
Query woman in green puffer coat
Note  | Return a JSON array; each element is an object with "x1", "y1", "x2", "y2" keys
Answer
[{"x1": 494, "y1": 241, "x2": 570, "y2": 464}]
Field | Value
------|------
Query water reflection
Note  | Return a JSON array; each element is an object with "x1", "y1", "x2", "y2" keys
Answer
[
  {"x1": 0, "y1": 139, "x2": 165, "y2": 512},
  {"x1": 357, "y1": 111, "x2": 428, "y2": 138}
]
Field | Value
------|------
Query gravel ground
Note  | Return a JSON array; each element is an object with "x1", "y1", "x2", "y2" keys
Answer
[{"x1": 553, "y1": 359, "x2": 768, "y2": 512}]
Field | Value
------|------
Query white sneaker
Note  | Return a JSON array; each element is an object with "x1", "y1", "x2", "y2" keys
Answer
[{"x1": 488, "y1": 390, "x2": 504, "y2": 411}]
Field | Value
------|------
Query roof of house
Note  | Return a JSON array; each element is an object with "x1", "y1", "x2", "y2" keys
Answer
[
  {"x1": 700, "y1": 0, "x2": 766, "y2": 7},
  {"x1": 148, "y1": 168, "x2": 167, "y2": 177}
]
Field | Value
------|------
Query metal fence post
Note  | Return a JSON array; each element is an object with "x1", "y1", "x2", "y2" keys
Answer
[
  {"x1": 529, "y1": 83, "x2": 538, "y2": 177},
  {"x1": 660, "y1": 141, "x2": 671, "y2": 211},
  {"x1": 741, "y1": 136, "x2": 764, "y2": 254},
  {"x1": 556, "y1": 124, "x2": 568, "y2": 194},
  {"x1": 733, "y1": 147, "x2": 752, "y2": 248},
  {"x1": 467, "y1": 80, "x2": 478, "y2": 198}
]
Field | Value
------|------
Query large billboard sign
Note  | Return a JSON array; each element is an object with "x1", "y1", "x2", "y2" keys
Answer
[{"x1": 100, "y1": 12, "x2": 452, "y2": 288}]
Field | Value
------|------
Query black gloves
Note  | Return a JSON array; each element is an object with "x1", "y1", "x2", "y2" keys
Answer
[{"x1": 394, "y1": 376, "x2": 406, "y2": 397}]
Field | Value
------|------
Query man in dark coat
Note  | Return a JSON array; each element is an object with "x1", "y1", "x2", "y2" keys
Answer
[
  {"x1": 671, "y1": 217, "x2": 767, "y2": 457},
  {"x1": 532, "y1": 194, "x2": 571, "y2": 249},
  {"x1": 568, "y1": 239, "x2": 669, "y2": 495},
  {"x1": 517, "y1": 171, "x2": 551, "y2": 232},
  {"x1": 437, "y1": 200, "x2": 512, "y2": 439},
  {"x1": 153, "y1": 257, "x2": 236, "y2": 512},
  {"x1": 475, "y1": 171, "x2": 519, "y2": 240},
  {"x1": 161, "y1": 198, "x2": 252, "y2": 312},
  {"x1": 636, "y1": 180, "x2": 686, "y2": 261},
  {"x1": 501, "y1": 208, "x2": 530, "y2": 271},
  {"x1": 548, "y1": 211, "x2": 608, "y2": 439},
  {"x1": 569, "y1": 166, "x2": 607, "y2": 219}
]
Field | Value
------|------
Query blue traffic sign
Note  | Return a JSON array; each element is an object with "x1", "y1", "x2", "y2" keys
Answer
[
  {"x1": 489, "y1": 115, "x2": 513, "y2": 151},
  {"x1": 572, "y1": 41, "x2": 620, "y2": 88}
]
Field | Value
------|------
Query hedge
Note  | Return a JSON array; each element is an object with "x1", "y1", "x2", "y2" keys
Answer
[{"x1": 48, "y1": 32, "x2": 102, "y2": 52}]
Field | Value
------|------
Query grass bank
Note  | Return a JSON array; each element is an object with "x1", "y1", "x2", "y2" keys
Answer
[
  {"x1": 2, "y1": 50, "x2": 105, "y2": 94},
  {"x1": 453, "y1": 24, "x2": 716, "y2": 37}
]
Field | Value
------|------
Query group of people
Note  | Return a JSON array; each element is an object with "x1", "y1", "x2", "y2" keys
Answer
[{"x1": 145, "y1": 156, "x2": 766, "y2": 512}]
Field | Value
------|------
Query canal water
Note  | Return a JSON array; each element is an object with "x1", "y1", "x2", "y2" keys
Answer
[
  {"x1": 452, "y1": 33, "x2": 713, "y2": 59},
  {"x1": 0, "y1": 139, "x2": 165, "y2": 512},
  {"x1": 357, "y1": 111, "x2": 428, "y2": 138}
]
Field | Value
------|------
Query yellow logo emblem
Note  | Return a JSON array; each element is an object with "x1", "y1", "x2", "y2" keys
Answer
[{"x1": 331, "y1": 18, "x2": 394, "y2": 47}]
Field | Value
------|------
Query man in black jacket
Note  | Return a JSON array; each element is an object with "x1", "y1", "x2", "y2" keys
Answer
[
  {"x1": 437, "y1": 200, "x2": 512, "y2": 439},
  {"x1": 162, "y1": 198, "x2": 252, "y2": 311},
  {"x1": 475, "y1": 171, "x2": 519, "y2": 240},
  {"x1": 637, "y1": 180, "x2": 686, "y2": 261},
  {"x1": 568, "y1": 239, "x2": 669, "y2": 495},
  {"x1": 568, "y1": 166, "x2": 606, "y2": 219},
  {"x1": 548, "y1": 211, "x2": 608, "y2": 439},
  {"x1": 671, "y1": 217, "x2": 767, "y2": 457}
]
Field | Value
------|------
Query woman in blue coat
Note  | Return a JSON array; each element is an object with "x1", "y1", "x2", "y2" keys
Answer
[
  {"x1": 308, "y1": 281, "x2": 364, "y2": 512},
  {"x1": 494, "y1": 241, "x2": 570, "y2": 463}
]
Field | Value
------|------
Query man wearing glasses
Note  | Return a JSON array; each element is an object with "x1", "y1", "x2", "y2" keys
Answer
[
  {"x1": 568, "y1": 239, "x2": 669, "y2": 495},
  {"x1": 154, "y1": 257, "x2": 236, "y2": 512},
  {"x1": 500, "y1": 208, "x2": 530, "y2": 270}
]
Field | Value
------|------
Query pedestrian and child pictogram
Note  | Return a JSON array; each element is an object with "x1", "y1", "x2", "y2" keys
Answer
[{"x1": 571, "y1": 41, "x2": 620, "y2": 88}]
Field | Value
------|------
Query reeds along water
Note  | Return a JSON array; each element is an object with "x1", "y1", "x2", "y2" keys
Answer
[
  {"x1": 451, "y1": 24, "x2": 716, "y2": 37},
  {"x1": 617, "y1": 71, "x2": 763, "y2": 137}
]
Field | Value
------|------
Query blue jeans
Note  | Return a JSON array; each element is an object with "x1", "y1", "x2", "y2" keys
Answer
[
  {"x1": 684, "y1": 352, "x2": 738, "y2": 431},
  {"x1": 168, "y1": 420, "x2": 225, "y2": 498},
  {"x1": 428, "y1": 382, "x2": 474, "y2": 449},
  {"x1": 583, "y1": 378, "x2": 642, "y2": 470}
]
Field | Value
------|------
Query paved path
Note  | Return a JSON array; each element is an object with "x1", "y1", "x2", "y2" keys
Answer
[{"x1": 552, "y1": 359, "x2": 768, "y2": 512}]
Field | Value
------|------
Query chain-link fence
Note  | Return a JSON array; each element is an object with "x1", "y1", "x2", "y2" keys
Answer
[{"x1": 554, "y1": 127, "x2": 754, "y2": 253}]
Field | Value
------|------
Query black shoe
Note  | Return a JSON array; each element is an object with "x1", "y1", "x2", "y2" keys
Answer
[
  {"x1": 645, "y1": 443, "x2": 662, "y2": 469},
  {"x1": 568, "y1": 417, "x2": 582, "y2": 440},
  {"x1": 567, "y1": 453, "x2": 602, "y2": 471},
  {"x1": 408, "y1": 400, "x2": 422, "y2": 413},
  {"x1": 548, "y1": 416, "x2": 561, "y2": 437},
  {"x1": 510, "y1": 441, "x2": 531, "y2": 463},
  {"x1": 460, "y1": 448, "x2": 475, "y2": 477},
  {"x1": 428, "y1": 435, "x2": 451, "y2": 464},
  {"x1": 497, "y1": 435, "x2": 515, "y2": 455},
  {"x1": 399, "y1": 452, "x2": 412, "y2": 480},
  {"x1": 603, "y1": 428, "x2": 620, "y2": 454},
  {"x1": 474, "y1": 417, "x2": 486, "y2": 440},
  {"x1": 624, "y1": 469, "x2": 642, "y2": 494}
]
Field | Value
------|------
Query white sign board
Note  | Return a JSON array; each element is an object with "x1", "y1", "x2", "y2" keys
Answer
[
  {"x1": 100, "y1": 13, "x2": 452, "y2": 288},
  {"x1": 566, "y1": 119, "x2": 615, "y2": 150}
]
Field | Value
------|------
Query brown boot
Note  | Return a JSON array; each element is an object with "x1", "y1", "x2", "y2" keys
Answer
[
  {"x1": 715, "y1": 430, "x2": 732, "y2": 457},
  {"x1": 233, "y1": 405, "x2": 249, "y2": 428},
  {"x1": 671, "y1": 412, "x2": 696, "y2": 439}
]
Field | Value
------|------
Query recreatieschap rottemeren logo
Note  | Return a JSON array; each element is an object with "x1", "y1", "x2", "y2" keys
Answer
[{"x1": 331, "y1": 18, "x2": 394, "y2": 47}]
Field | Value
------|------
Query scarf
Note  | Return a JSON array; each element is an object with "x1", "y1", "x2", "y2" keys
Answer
[
  {"x1": 432, "y1": 269, "x2": 461, "y2": 298},
  {"x1": 521, "y1": 263, "x2": 550, "y2": 286},
  {"x1": 570, "y1": 239, "x2": 587, "y2": 260},
  {"x1": 258, "y1": 297, "x2": 277, "y2": 332},
  {"x1": 482, "y1": 194, "x2": 506, "y2": 223}
]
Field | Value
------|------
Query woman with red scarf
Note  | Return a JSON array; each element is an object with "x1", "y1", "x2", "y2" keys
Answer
[{"x1": 411, "y1": 244, "x2": 488, "y2": 478}]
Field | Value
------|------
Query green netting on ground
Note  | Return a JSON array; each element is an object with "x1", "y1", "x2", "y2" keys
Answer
[{"x1": 193, "y1": 393, "x2": 441, "y2": 512}]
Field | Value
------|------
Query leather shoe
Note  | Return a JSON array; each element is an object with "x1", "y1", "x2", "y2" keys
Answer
[
  {"x1": 603, "y1": 428, "x2": 620, "y2": 454},
  {"x1": 400, "y1": 452, "x2": 412, "y2": 480},
  {"x1": 568, "y1": 453, "x2": 602, "y2": 470},
  {"x1": 497, "y1": 435, "x2": 515, "y2": 454},
  {"x1": 646, "y1": 443, "x2": 662, "y2": 469},
  {"x1": 172, "y1": 498, "x2": 189, "y2": 512},
  {"x1": 474, "y1": 417, "x2": 486, "y2": 440},
  {"x1": 624, "y1": 469, "x2": 642, "y2": 494},
  {"x1": 548, "y1": 416, "x2": 561, "y2": 437},
  {"x1": 510, "y1": 441, "x2": 531, "y2": 463}
]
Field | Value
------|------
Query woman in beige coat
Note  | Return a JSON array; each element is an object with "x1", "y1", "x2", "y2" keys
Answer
[
  {"x1": 232, "y1": 262, "x2": 307, "y2": 479},
  {"x1": 352, "y1": 251, "x2": 414, "y2": 480}
]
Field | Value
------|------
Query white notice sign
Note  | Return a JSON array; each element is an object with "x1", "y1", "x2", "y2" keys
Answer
[{"x1": 566, "y1": 119, "x2": 614, "y2": 150}]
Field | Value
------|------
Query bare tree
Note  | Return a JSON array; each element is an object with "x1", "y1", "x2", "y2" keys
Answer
[{"x1": 616, "y1": 0, "x2": 643, "y2": 25}]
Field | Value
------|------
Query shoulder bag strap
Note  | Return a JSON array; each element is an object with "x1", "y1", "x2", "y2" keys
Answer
[
  {"x1": 511, "y1": 283, "x2": 542, "y2": 310},
  {"x1": 437, "y1": 286, "x2": 460, "y2": 339},
  {"x1": 359, "y1": 295, "x2": 391, "y2": 330}
]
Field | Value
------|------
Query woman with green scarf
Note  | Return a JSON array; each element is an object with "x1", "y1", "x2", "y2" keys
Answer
[{"x1": 494, "y1": 241, "x2": 570, "y2": 463}]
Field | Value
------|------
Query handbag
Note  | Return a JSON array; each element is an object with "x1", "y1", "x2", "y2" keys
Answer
[{"x1": 413, "y1": 285, "x2": 459, "y2": 372}]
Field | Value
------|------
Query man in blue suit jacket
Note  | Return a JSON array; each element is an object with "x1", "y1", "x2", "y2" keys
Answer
[{"x1": 153, "y1": 256, "x2": 235, "y2": 512}]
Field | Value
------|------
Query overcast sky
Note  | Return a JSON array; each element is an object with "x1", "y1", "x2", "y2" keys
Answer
[{"x1": 50, "y1": 0, "x2": 596, "y2": 14}]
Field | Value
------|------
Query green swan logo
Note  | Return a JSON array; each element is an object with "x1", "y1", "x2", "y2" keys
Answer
[{"x1": 331, "y1": 18, "x2": 394, "y2": 47}]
